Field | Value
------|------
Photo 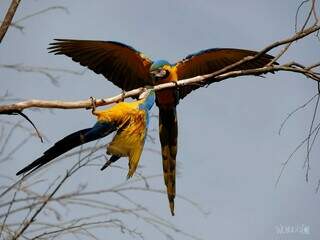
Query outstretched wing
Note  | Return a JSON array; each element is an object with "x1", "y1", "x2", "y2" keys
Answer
[
  {"x1": 175, "y1": 48, "x2": 276, "y2": 99},
  {"x1": 49, "y1": 39, "x2": 154, "y2": 90}
]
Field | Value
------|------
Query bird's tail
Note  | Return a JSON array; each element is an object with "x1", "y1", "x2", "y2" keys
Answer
[
  {"x1": 159, "y1": 107, "x2": 178, "y2": 216},
  {"x1": 100, "y1": 155, "x2": 121, "y2": 171},
  {"x1": 16, "y1": 122, "x2": 116, "y2": 176}
]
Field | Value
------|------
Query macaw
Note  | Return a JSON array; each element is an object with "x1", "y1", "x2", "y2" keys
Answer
[
  {"x1": 16, "y1": 89, "x2": 155, "y2": 178},
  {"x1": 48, "y1": 39, "x2": 275, "y2": 215}
]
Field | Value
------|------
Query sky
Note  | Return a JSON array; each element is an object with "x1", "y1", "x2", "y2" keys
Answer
[{"x1": 1, "y1": 0, "x2": 320, "y2": 239}]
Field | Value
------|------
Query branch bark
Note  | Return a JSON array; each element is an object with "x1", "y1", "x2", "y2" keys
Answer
[
  {"x1": 0, "y1": 0, "x2": 21, "y2": 43},
  {"x1": 0, "y1": 62, "x2": 319, "y2": 113}
]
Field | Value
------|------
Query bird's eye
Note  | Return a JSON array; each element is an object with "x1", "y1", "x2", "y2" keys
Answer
[{"x1": 160, "y1": 69, "x2": 167, "y2": 76}]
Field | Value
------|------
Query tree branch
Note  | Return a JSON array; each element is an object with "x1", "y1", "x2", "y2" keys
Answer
[
  {"x1": 0, "y1": 61, "x2": 319, "y2": 113},
  {"x1": 0, "y1": 64, "x2": 85, "y2": 86},
  {"x1": 0, "y1": 0, "x2": 21, "y2": 43}
]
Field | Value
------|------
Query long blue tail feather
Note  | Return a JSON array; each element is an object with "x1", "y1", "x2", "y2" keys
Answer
[{"x1": 16, "y1": 122, "x2": 116, "y2": 176}]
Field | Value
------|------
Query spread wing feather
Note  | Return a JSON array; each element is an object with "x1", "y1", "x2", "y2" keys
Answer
[
  {"x1": 175, "y1": 48, "x2": 276, "y2": 99},
  {"x1": 49, "y1": 39, "x2": 154, "y2": 90}
]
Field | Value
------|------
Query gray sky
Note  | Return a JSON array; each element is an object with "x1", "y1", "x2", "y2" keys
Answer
[{"x1": 1, "y1": 0, "x2": 320, "y2": 239}]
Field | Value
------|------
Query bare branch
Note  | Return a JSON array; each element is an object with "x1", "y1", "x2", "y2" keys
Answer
[
  {"x1": 0, "y1": 64, "x2": 85, "y2": 86},
  {"x1": 15, "y1": 6, "x2": 69, "y2": 24},
  {"x1": 278, "y1": 93, "x2": 319, "y2": 135},
  {"x1": 0, "y1": 6, "x2": 69, "y2": 33},
  {"x1": 0, "y1": 0, "x2": 21, "y2": 43},
  {"x1": 303, "y1": 82, "x2": 320, "y2": 181},
  {"x1": 0, "y1": 61, "x2": 319, "y2": 114},
  {"x1": 11, "y1": 171, "x2": 70, "y2": 239},
  {"x1": 275, "y1": 120, "x2": 320, "y2": 187},
  {"x1": 0, "y1": 180, "x2": 21, "y2": 238}
]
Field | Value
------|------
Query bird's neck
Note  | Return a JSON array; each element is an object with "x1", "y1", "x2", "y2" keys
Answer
[
  {"x1": 139, "y1": 92, "x2": 155, "y2": 111},
  {"x1": 155, "y1": 66, "x2": 179, "y2": 107}
]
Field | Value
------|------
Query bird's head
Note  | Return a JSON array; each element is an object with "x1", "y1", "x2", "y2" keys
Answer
[{"x1": 150, "y1": 60, "x2": 172, "y2": 81}]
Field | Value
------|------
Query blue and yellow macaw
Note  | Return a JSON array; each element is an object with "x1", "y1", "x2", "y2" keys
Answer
[
  {"x1": 48, "y1": 39, "x2": 275, "y2": 215},
  {"x1": 16, "y1": 90, "x2": 155, "y2": 178}
]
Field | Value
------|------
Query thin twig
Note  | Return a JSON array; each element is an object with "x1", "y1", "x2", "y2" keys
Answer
[
  {"x1": 278, "y1": 93, "x2": 319, "y2": 135},
  {"x1": 275, "y1": 121, "x2": 320, "y2": 187},
  {"x1": 0, "y1": 180, "x2": 21, "y2": 238},
  {"x1": 303, "y1": 82, "x2": 320, "y2": 181},
  {"x1": 15, "y1": 6, "x2": 69, "y2": 24},
  {"x1": 0, "y1": 64, "x2": 85, "y2": 86},
  {"x1": 11, "y1": 171, "x2": 70, "y2": 239}
]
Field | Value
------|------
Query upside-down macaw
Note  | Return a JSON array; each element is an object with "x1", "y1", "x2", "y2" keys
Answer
[
  {"x1": 16, "y1": 90, "x2": 155, "y2": 178},
  {"x1": 48, "y1": 39, "x2": 275, "y2": 215}
]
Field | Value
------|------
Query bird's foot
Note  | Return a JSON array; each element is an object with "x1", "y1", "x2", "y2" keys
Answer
[
  {"x1": 118, "y1": 90, "x2": 126, "y2": 102},
  {"x1": 90, "y1": 96, "x2": 97, "y2": 115},
  {"x1": 173, "y1": 81, "x2": 179, "y2": 89},
  {"x1": 173, "y1": 81, "x2": 180, "y2": 105}
]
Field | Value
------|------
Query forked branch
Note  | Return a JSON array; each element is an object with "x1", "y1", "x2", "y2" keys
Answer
[{"x1": 0, "y1": 61, "x2": 319, "y2": 113}]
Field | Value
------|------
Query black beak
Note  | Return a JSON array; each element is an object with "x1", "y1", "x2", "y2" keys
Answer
[{"x1": 150, "y1": 69, "x2": 168, "y2": 80}]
